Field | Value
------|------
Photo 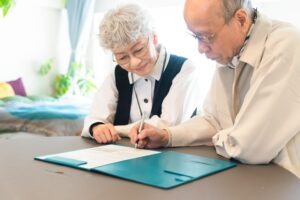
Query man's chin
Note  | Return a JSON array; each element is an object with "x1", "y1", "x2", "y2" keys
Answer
[
  {"x1": 215, "y1": 58, "x2": 229, "y2": 65},
  {"x1": 208, "y1": 56, "x2": 223, "y2": 64}
]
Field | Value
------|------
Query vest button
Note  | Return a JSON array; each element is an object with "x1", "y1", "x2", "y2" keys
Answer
[
  {"x1": 145, "y1": 79, "x2": 148, "y2": 82},
  {"x1": 144, "y1": 98, "x2": 148, "y2": 103}
]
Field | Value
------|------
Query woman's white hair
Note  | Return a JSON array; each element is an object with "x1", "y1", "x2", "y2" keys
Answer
[{"x1": 99, "y1": 3, "x2": 155, "y2": 50}]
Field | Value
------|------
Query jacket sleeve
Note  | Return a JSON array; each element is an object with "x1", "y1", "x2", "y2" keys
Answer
[
  {"x1": 213, "y1": 42, "x2": 300, "y2": 164},
  {"x1": 167, "y1": 65, "x2": 222, "y2": 147}
]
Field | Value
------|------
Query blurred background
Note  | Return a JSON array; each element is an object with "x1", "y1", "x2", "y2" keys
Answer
[{"x1": 0, "y1": 0, "x2": 299, "y2": 105}]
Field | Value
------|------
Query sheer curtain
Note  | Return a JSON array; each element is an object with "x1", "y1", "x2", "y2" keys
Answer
[{"x1": 66, "y1": 0, "x2": 95, "y2": 69}]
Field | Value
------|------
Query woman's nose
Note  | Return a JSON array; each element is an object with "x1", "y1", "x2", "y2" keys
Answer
[{"x1": 128, "y1": 55, "x2": 142, "y2": 69}]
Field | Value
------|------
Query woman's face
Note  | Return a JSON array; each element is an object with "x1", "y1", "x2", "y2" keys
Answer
[{"x1": 112, "y1": 34, "x2": 159, "y2": 76}]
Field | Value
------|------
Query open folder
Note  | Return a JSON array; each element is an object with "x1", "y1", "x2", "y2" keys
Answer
[{"x1": 35, "y1": 144, "x2": 236, "y2": 189}]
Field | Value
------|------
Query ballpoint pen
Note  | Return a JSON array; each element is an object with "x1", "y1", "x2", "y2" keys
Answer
[{"x1": 135, "y1": 111, "x2": 145, "y2": 148}]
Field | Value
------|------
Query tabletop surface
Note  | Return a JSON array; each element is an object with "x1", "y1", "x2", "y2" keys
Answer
[{"x1": 0, "y1": 136, "x2": 299, "y2": 200}]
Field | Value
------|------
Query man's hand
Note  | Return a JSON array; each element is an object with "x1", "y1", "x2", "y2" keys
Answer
[
  {"x1": 128, "y1": 123, "x2": 169, "y2": 149},
  {"x1": 92, "y1": 123, "x2": 121, "y2": 144}
]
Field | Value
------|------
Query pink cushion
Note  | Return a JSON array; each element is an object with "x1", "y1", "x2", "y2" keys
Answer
[{"x1": 7, "y1": 78, "x2": 27, "y2": 96}]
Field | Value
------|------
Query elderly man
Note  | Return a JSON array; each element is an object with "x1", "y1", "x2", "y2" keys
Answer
[{"x1": 129, "y1": 0, "x2": 300, "y2": 178}]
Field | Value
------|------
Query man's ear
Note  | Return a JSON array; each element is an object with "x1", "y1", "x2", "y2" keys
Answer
[{"x1": 235, "y1": 9, "x2": 249, "y2": 28}]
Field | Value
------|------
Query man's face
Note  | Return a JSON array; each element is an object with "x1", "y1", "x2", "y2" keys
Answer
[{"x1": 184, "y1": 0, "x2": 247, "y2": 65}]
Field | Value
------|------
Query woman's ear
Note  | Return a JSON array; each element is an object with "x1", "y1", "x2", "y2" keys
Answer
[{"x1": 152, "y1": 33, "x2": 159, "y2": 45}]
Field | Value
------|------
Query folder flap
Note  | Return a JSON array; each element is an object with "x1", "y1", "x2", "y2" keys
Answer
[
  {"x1": 44, "y1": 156, "x2": 87, "y2": 167},
  {"x1": 91, "y1": 151, "x2": 236, "y2": 189},
  {"x1": 162, "y1": 151, "x2": 236, "y2": 178}
]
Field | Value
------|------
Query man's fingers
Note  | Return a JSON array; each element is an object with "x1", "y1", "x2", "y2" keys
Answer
[
  {"x1": 137, "y1": 137, "x2": 148, "y2": 148},
  {"x1": 138, "y1": 129, "x2": 151, "y2": 140},
  {"x1": 137, "y1": 127, "x2": 168, "y2": 149},
  {"x1": 129, "y1": 125, "x2": 140, "y2": 144},
  {"x1": 128, "y1": 131, "x2": 137, "y2": 144}
]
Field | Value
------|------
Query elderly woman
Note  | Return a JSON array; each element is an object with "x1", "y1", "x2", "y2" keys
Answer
[{"x1": 81, "y1": 3, "x2": 200, "y2": 144}]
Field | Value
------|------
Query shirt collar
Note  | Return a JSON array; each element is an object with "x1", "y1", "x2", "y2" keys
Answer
[
  {"x1": 151, "y1": 45, "x2": 167, "y2": 81},
  {"x1": 216, "y1": 55, "x2": 240, "y2": 69}
]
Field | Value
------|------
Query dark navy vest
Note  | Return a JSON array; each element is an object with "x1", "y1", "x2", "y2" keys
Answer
[{"x1": 113, "y1": 54, "x2": 187, "y2": 125}]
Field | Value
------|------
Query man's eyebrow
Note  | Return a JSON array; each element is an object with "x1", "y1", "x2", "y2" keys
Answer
[{"x1": 194, "y1": 31, "x2": 212, "y2": 36}]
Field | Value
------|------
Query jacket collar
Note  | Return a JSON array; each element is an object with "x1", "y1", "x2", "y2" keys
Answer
[{"x1": 239, "y1": 12, "x2": 273, "y2": 68}]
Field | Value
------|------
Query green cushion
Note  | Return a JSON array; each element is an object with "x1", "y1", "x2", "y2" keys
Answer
[
  {"x1": 1, "y1": 95, "x2": 32, "y2": 103},
  {"x1": 27, "y1": 95, "x2": 57, "y2": 102}
]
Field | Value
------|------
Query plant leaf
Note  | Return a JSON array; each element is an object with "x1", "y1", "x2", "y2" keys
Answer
[
  {"x1": 1, "y1": 0, "x2": 14, "y2": 17},
  {"x1": 38, "y1": 58, "x2": 53, "y2": 76},
  {"x1": 54, "y1": 74, "x2": 72, "y2": 96}
]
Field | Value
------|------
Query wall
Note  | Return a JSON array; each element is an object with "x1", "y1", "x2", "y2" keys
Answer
[
  {"x1": 254, "y1": 0, "x2": 300, "y2": 28},
  {"x1": 0, "y1": 0, "x2": 65, "y2": 95},
  {"x1": 94, "y1": 0, "x2": 184, "y2": 12}
]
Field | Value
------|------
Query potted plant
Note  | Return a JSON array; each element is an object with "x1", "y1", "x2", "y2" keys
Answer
[
  {"x1": 39, "y1": 59, "x2": 97, "y2": 97},
  {"x1": 54, "y1": 62, "x2": 97, "y2": 97},
  {"x1": 0, "y1": 0, "x2": 14, "y2": 17}
]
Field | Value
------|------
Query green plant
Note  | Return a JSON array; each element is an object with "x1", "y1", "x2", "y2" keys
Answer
[
  {"x1": 38, "y1": 60, "x2": 97, "y2": 97},
  {"x1": 38, "y1": 58, "x2": 54, "y2": 76},
  {"x1": 54, "y1": 62, "x2": 97, "y2": 97},
  {"x1": 54, "y1": 73, "x2": 72, "y2": 97},
  {"x1": 0, "y1": 0, "x2": 14, "y2": 17}
]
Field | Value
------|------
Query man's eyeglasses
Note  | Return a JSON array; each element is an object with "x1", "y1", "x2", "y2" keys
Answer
[
  {"x1": 113, "y1": 36, "x2": 150, "y2": 66},
  {"x1": 187, "y1": 20, "x2": 227, "y2": 45},
  {"x1": 188, "y1": 31, "x2": 216, "y2": 45}
]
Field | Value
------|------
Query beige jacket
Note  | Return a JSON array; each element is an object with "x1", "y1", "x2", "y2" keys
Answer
[{"x1": 168, "y1": 13, "x2": 300, "y2": 178}]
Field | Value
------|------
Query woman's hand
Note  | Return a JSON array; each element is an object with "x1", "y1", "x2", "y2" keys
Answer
[{"x1": 92, "y1": 123, "x2": 121, "y2": 144}]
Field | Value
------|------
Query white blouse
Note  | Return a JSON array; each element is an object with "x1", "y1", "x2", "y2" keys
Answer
[{"x1": 82, "y1": 46, "x2": 201, "y2": 137}]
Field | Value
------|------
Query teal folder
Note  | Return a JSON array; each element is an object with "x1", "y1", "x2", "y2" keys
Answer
[{"x1": 35, "y1": 147, "x2": 236, "y2": 189}]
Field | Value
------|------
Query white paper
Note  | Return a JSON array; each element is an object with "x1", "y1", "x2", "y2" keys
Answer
[{"x1": 41, "y1": 144, "x2": 160, "y2": 169}]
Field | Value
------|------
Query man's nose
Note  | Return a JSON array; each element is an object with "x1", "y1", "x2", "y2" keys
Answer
[{"x1": 198, "y1": 42, "x2": 210, "y2": 54}]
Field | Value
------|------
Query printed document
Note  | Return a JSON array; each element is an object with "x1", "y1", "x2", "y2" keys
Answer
[{"x1": 39, "y1": 144, "x2": 160, "y2": 169}]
